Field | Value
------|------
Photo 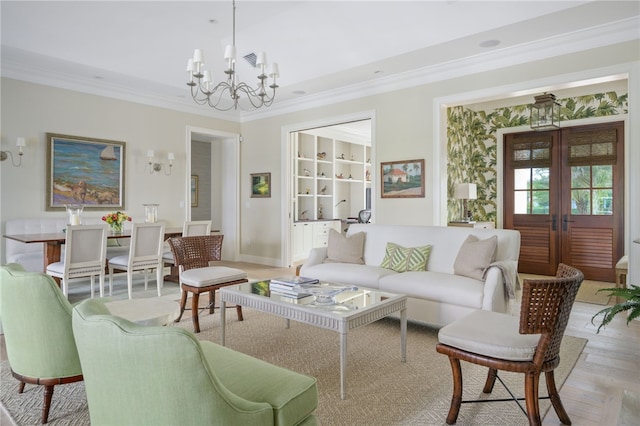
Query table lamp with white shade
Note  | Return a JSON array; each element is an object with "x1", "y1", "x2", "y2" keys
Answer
[{"x1": 454, "y1": 183, "x2": 477, "y2": 222}]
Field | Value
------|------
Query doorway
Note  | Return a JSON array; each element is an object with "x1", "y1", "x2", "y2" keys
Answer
[
  {"x1": 503, "y1": 121, "x2": 624, "y2": 281},
  {"x1": 187, "y1": 127, "x2": 240, "y2": 261}
]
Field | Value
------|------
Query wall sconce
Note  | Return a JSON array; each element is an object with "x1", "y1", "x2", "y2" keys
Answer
[
  {"x1": 530, "y1": 92, "x2": 561, "y2": 130},
  {"x1": 0, "y1": 137, "x2": 26, "y2": 167},
  {"x1": 146, "y1": 150, "x2": 174, "y2": 175},
  {"x1": 454, "y1": 183, "x2": 477, "y2": 222}
]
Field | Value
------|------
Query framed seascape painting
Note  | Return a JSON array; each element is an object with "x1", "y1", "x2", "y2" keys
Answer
[
  {"x1": 191, "y1": 175, "x2": 199, "y2": 207},
  {"x1": 251, "y1": 172, "x2": 271, "y2": 198},
  {"x1": 380, "y1": 159, "x2": 425, "y2": 198},
  {"x1": 46, "y1": 133, "x2": 126, "y2": 210}
]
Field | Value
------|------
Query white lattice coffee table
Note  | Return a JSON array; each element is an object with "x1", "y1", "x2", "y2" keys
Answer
[{"x1": 220, "y1": 281, "x2": 407, "y2": 399}]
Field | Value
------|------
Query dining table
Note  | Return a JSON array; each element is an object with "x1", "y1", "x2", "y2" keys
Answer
[{"x1": 3, "y1": 226, "x2": 184, "y2": 275}]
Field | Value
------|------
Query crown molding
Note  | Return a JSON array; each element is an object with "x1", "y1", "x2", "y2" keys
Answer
[{"x1": 2, "y1": 17, "x2": 637, "y2": 124}]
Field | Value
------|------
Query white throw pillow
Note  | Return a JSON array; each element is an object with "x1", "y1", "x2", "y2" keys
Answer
[{"x1": 323, "y1": 229, "x2": 365, "y2": 264}]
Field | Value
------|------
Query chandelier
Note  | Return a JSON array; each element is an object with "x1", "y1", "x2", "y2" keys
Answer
[
  {"x1": 530, "y1": 92, "x2": 561, "y2": 130},
  {"x1": 186, "y1": 0, "x2": 279, "y2": 111}
]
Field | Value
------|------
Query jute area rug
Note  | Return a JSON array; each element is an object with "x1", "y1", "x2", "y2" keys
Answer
[{"x1": 1, "y1": 304, "x2": 586, "y2": 426}]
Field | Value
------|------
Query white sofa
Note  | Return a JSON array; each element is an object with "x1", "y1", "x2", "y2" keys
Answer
[
  {"x1": 4, "y1": 218, "x2": 131, "y2": 272},
  {"x1": 299, "y1": 224, "x2": 521, "y2": 327}
]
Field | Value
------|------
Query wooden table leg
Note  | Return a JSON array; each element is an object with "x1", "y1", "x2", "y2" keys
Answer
[{"x1": 44, "y1": 242, "x2": 63, "y2": 286}]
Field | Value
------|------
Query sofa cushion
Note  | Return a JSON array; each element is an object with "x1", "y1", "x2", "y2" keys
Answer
[
  {"x1": 379, "y1": 271, "x2": 485, "y2": 309},
  {"x1": 323, "y1": 229, "x2": 365, "y2": 264},
  {"x1": 380, "y1": 242, "x2": 431, "y2": 272},
  {"x1": 453, "y1": 235, "x2": 498, "y2": 280},
  {"x1": 301, "y1": 263, "x2": 395, "y2": 289}
]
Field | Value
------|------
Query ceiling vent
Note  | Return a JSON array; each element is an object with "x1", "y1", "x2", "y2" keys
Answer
[{"x1": 243, "y1": 52, "x2": 257, "y2": 67}]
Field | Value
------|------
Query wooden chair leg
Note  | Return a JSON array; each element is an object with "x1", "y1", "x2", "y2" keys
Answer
[
  {"x1": 18, "y1": 381, "x2": 25, "y2": 393},
  {"x1": 175, "y1": 290, "x2": 188, "y2": 323},
  {"x1": 42, "y1": 384, "x2": 54, "y2": 424},
  {"x1": 545, "y1": 370, "x2": 571, "y2": 425},
  {"x1": 445, "y1": 356, "x2": 463, "y2": 425},
  {"x1": 209, "y1": 290, "x2": 215, "y2": 315},
  {"x1": 191, "y1": 292, "x2": 201, "y2": 333},
  {"x1": 524, "y1": 372, "x2": 542, "y2": 426},
  {"x1": 236, "y1": 305, "x2": 244, "y2": 321},
  {"x1": 483, "y1": 368, "x2": 498, "y2": 393}
]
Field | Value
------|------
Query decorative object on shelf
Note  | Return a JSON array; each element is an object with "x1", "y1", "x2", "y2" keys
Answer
[
  {"x1": 191, "y1": 175, "x2": 199, "y2": 207},
  {"x1": 350, "y1": 155, "x2": 355, "y2": 161},
  {"x1": 319, "y1": 172, "x2": 326, "y2": 177},
  {"x1": 366, "y1": 170, "x2": 371, "y2": 181},
  {"x1": 305, "y1": 188, "x2": 310, "y2": 194},
  {"x1": 338, "y1": 153, "x2": 345, "y2": 160},
  {"x1": 318, "y1": 206, "x2": 324, "y2": 219},
  {"x1": 250, "y1": 172, "x2": 271, "y2": 198},
  {"x1": 381, "y1": 159, "x2": 425, "y2": 198},
  {"x1": 300, "y1": 210, "x2": 308, "y2": 220},
  {"x1": 454, "y1": 183, "x2": 477, "y2": 222},
  {"x1": 146, "y1": 150, "x2": 174, "y2": 175},
  {"x1": 317, "y1": 152, "x2": 326, "y2": 160},
  {"x1": 530, "y1": 92, "x2": 561, "y2": 130},
  {"x1": 185, "y1": 0, "x2": 279, "y2": 111},
  {"x1": 46, "y1": 133, "x2": 125, "y2": 210},
  {"x1": 0, "y1": 136, "x2": 26, "y2": 167},
  {"x1": 304, "y1": 168, "x2": 310, "y2": 176},
  {"x1": 102, "y1": 211, "x2": 131, "y2": 234},
  {"x1": 320, "y1": 185, "x2": 327, "y2": 194},
  {"x1": 336, "y1": 173, "x2": 344, "y2": 179},
  {"x1": 335, "y1": 199, "x2": 347, "y2": 207},
  {"x1": 298, "y1": 151, "x2": 305, "y2": 158},
  {"x1": 143, "y1": 204, "x2": 159, "y2": 223},
  {"x1": 65, "y1": 204, "x2": 84, "y2": 226},
  {"x1": 348, "y1": 174, "x2": 353, "y2": 179}
]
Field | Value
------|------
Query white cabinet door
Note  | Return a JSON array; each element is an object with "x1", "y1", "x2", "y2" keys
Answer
[{"x1": 293, "y1": 222, "x2": 313, "y2": 260}]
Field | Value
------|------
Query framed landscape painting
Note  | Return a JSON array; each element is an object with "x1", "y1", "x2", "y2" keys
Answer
[
  {"x1": 46, "y1": 133, "x2": 126, "y2": 210},
  {"x1": 191, "y1": 175, "x2": 199, "y2": 207},
  {"x1": 381, "y1": 159, "x2": 425, "y2": 198},
  {"x1": 251, "y1": 172, "x2": 271, "y2": 198}
]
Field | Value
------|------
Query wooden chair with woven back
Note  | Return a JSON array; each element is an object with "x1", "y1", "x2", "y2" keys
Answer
[
  {"x1": 436, "y1": 263, "x2": 584, "y2": 426},
  {"x1": 168, "y1": 234, "x2": 247, "y2": 333}
]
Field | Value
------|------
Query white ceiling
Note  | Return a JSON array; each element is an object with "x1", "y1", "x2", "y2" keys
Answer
[{"x1": 1, "y1": 1, "x2": 638, "y2": 121}]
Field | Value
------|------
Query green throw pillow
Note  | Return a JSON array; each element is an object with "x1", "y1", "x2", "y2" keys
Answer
[{"x1": 380, "y1": 242, "x2": 431, "y2": 272}]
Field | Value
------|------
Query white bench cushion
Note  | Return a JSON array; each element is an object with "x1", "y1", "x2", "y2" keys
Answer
[{"x1": 181, "y1": 266, "x2": 247, "y2": 287}]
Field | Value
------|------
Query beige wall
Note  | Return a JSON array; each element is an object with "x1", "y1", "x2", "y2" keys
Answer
[
  {"x1": 0, "y1": 79, "x2": 238, "y2": 262},
  {"x1": 2, "y1": 40, "x2": 639, "y2": 282}
]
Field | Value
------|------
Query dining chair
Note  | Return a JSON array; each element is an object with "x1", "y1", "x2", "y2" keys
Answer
[
  {"x1": 108, "y1": 222, "x2": 165, "y2": 299},
  {"x1": 72, "y1": 298, "x2": 318, "y2": 426},
  {"x1": 45, "y1": 224, "x2": 108, "y2": 298},
  {"x1": 1, "y1": 263, "x2": 83, "y2": 424},
  {"x1": 436, "y1": 263, "x2": 584, "y2": 426},
  {"x1": 168, "y1": 234, "x2": 247, "y2": 333},
  {"x1": 162, "y1": 220, "x2": 212, "y2": 265}
]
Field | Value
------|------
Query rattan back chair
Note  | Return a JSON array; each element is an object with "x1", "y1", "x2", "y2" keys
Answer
[
  {"x1": 168, "y1": 235, "x2": 247, "y2": 333},
  {"x1": 436, "y1": 263, "x2": 584, "y2": 426}
]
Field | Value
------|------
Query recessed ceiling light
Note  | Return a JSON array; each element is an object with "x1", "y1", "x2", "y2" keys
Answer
[
  {"x1": 479, "y1": 39, "x2": 500, "y2": 48},
  {"x1": 292, "y1": 90, "x2": 306, "y2": 95},
  {"x1": 209, "y1": 19, "x2": 217, "y2": 24},
  {"x1": 374, "y1": 70, "x2": 384, "y2": 75},
  {"x1": 93, "y1": 76, "x2": 104, "y2": 80}
]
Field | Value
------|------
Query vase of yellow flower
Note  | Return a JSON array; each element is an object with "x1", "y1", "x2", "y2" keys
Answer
[{"x1": 102, "y1": 211, "x2": 131, "y2": 234}]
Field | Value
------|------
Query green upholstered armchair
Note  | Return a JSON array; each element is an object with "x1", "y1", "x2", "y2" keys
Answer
[
  {"x1": 72, "y1": 298, "x2": 319, "y2": 426},
  {"x1": 0, "y1": 263, "x2": 83, "y2": 424}
]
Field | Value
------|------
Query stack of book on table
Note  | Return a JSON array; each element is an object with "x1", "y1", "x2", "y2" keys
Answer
[{"x1": 269, "y1": 276, "x2": 318, "y2": 298}]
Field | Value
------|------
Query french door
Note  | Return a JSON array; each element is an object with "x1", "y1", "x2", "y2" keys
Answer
[{"x1": 503, "y1": 122, "x2": 624, "y2": 281}]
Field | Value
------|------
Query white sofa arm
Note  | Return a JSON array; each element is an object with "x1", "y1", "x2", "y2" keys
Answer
[
  {"x1": 298, "y1": 247, "x2": 328, "y2": 275},
  {"x1": 481, "y1": 267, "x2": 508, "y2": 313}
]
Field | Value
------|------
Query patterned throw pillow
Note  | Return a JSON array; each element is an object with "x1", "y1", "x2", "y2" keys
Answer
[{"x1": 380, "y1": 242, "x2": 432, "y2": 272}]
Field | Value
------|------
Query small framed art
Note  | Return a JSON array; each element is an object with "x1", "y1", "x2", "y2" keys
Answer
[
  {"x1": 380, "y1": 159, "x2": 425, "y2": 198},
  {"x1": 251, "y1": 172, "x2": 271, "y2": 198}
]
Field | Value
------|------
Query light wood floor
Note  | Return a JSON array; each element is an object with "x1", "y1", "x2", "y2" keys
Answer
[{"x1": 2, "y1": 262, "x2": 638, "y2": 425}]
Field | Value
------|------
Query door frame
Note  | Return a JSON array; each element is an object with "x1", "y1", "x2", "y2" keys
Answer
[
  {"x1": 185, "y1": 125, "x2": 241, "y2": 261},
  {"x1": 280, "y1": 111, "x2": 376, "y2": 268}
]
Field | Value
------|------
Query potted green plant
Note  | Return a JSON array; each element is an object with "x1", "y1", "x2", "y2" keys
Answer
[{"x1": 591, "y1": 285, "x2": 640, "y2": 333}]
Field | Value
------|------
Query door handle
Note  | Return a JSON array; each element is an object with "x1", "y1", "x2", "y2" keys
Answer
[
  {"x1": 562, "y1": 214, "x2": 575, "y2": 231},
  {"x1": 546, "y1": 214, "x2": 557, "y2": 231}
]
